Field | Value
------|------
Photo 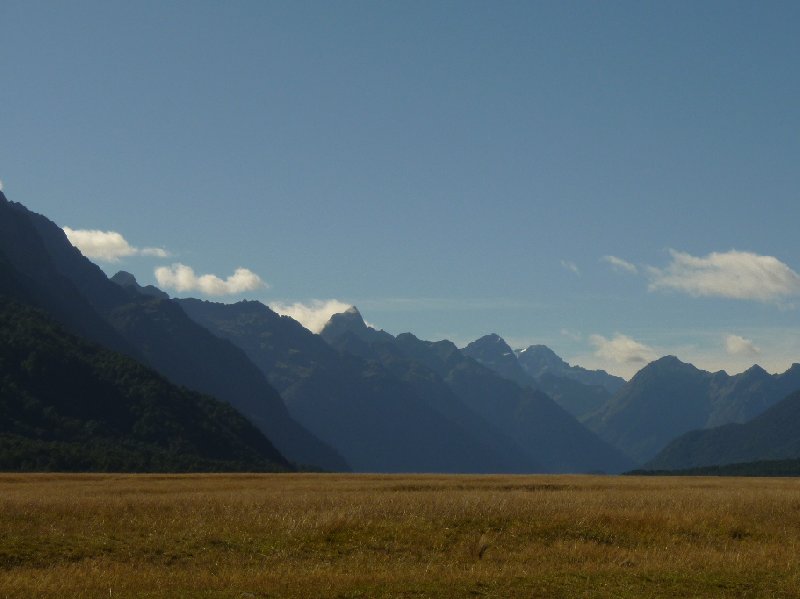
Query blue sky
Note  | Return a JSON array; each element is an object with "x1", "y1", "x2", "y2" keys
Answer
[{"x1": 2, "y1": 1, "x2": 800, "y2": 377}]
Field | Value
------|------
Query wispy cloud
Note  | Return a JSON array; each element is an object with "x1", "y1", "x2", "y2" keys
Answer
[
  {"x1": 602, "y1": 255, "x2": 638, "y2": 274},
  {"x1": 154, "y1": 263, "x2": 265, "y2": 296},
  {"x1": 63, "y1": 227, "x2": 168, "y2": 262},
  {"x1": 589, "y1": 333, "x2": 657, "y2": 366},
  {"x1": 0, "y1": 179, "x2": 4, "y2": 191},
  {"x1": 561, "y1": 260, "x2": 580, "y2": 275},
  {"x1": 270, "y1": 299, "x2": 353, "y2": 333},
  {"x1": 724, "y1": 334, "x2": 760, "y2": 356},
  {"x1": 648, "y1": 249, "x2": 800, "y2": 303}
]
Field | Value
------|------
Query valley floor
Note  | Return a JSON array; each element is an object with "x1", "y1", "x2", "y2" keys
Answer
[{"x1": 2, "y1": 473, "x2": 800, "y2": 597}]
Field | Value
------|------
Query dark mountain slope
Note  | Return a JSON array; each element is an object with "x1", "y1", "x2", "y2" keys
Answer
[
  {"x1": 0, "y1": 194, "x2": 136, "y2": 356},
  {"x1": 0, "y1": 296, "x2": 290, "y2": 472},
  {"x1": 176, "y1": 298, "x2": 536, "y2": 473},
  {"x1": 354, "y1": 334, "x2": 540, "y2": 473},
  {"x1": 321, "y1": 312, "x2": 634, "y2": 473},
  {"x1": 462, "y1": 334, "x2": 613, "y2": 420},
  {"x1": 585, "y1": 356, "x2": 710, "y2": 463},
  {"x1": 441, "y1": 348, "x2": 633, "y2": 473},
  {"x1": 586, "y1": 356, "x2": 800, "y2": 464},
  {"x1": 0, "y1": 193, "x2": 345, "y2": 471},
  {"x1": 645, "y1": 390, "x2": 800, "y2": 471},
  {"x1": 104, "y1": 291, "x2": 347, "y2": 472},
  {"x1": 534, "y1": 372, "x2": 612, "y2": 422},
  {"x1": 110, "y1": 271, "x2": 169, "y2": 299},
  {"x1": 707, "y1": 364, "x2": 800, "y2": 427}
]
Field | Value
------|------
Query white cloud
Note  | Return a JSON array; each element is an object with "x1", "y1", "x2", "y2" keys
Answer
[
  {"x1": 648, "y1": 249, "x2": 800, "y2": 302},
  {"x1": 589, "y1": 333, "x2": 657, "y2": 366},
  {"x1": 139, "y1": 247, "x2": 169, "y2": 257},
  {"x1": 724, "y1": 334, "x2": 760, "y2": 356},
  {"x1": 0, "y1": 179, "x2": 4, "y2": 191},
  {"x1": 269, "y1": 299, "x2": 353, "y2": 333},
  {"x1": 570, "y1": 327, "x2": 800, "y2": 379},
  {"x1": 154, "y1": 263, "x2": 265, "y2": 296},
  {"x1": 63, "y1": 227, "x2": 168, "y2": 262},
  {"x1": 561, "y1": 260, "x2": 580, "y2": 275},
  {"x1": 602, "y1": 255, "x2": 638, "y2": 274}
]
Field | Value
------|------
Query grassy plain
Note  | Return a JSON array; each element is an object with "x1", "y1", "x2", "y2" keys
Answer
[{"x1": 2, "y1": 473, "x2": 800, "y2": 597}]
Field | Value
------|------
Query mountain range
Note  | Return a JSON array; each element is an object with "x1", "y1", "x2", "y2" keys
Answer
[
  {"x1": 0, "y1": 191, "x2": 345, "y2": 471},
  {"x1": 318, "y1": 309, "x2": 634, "y2": 473},
  {"x1": 462, "y1": 333, "x2": 618, "y2": 420},
  {"x1": 643, "y1": 389, "x2": 800, "y2": 470},
  {"x1": 171, "y1": 297, "x2": 538, "y2": 473},
  {"x1": 0, "y1": 294, "x2": 289, "y2": 472},
  {"x1": 3, "y1": 188, "x2": 800, "y2": 475},
  {"x1": 0, "y1": 190, "x2": 634, "y2": 473},
  {"x1": 585, "y1": 356, "x2": 800, "y2": 464},
  {"x1": 174, "y1": 297, "x2": 637, "y2": 472},
  {"x1": 516, "y1": 344, "x2": 625, "y2": 393}
]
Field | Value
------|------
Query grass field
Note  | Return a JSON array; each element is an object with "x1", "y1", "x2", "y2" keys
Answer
[{"x1": 2, "y1": 474, "x2": 800, "y2": 597}]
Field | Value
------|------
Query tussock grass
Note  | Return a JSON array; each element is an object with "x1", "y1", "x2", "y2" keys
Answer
[{"x1": 2, "y1": 473, "x2": 800, "y2": 597}]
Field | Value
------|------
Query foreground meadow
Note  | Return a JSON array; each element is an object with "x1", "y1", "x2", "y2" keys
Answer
[{"x1": 2, "y1": 474, "x2": 800, "y2": 597}]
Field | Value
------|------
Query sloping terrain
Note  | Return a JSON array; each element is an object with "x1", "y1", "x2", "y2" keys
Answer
[
  {"x1": 0, "y1": 192, "x2": 346, "y2": 470},
  {"x1": 0, "y1": 296, "x2": 290, "y2": 472},
  {"x1": 176, "y1": 297, "x2": 538, "y2": 473},
  {"x1": 586, "y1": 356, "x2": 800, "y2": 463},
  {"x1": 645, "y1": 390, "x2": 800, "y2": 470},
  {"x1": 321, "y1": 310, "x2": 634, "y2": 473}
]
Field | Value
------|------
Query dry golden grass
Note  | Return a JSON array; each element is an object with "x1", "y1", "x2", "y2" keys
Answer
[{"x1": 2, "y1": 473, "x2": 800, "y2": 597}]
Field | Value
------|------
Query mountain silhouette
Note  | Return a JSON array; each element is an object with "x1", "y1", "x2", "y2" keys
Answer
[
  {"x1": 0, "y1": 192, "x2": 346, "y2": 471},
  {"x1": 462, "y1": 334, "x2": 533, "y2": 388},
  {"x1": 586, "y1": 355, "x2": 800, "y2": 463},
  {"x1": 0, "y1": 294, "x2": 291, "y2": 472},
  {"x1": 321, "y1": 310, "x2": 634, "y2": 473},
  {"x1": 463, "y1": 334, "x2": 614, "y2": 420},
  {"x1": 176, "y1": 297, "x2": 539, "y2": 473},
  {"x1": 645, "y1": 388, "x2": 800, "y2": 470},
  {"x1": 516, "y1": 344, "x2": 625, "y2": 393}
]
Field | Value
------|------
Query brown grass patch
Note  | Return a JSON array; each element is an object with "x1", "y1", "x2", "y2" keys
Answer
[{"x1": 1, "y1": 473, "x2": 800, "y2": 597}]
